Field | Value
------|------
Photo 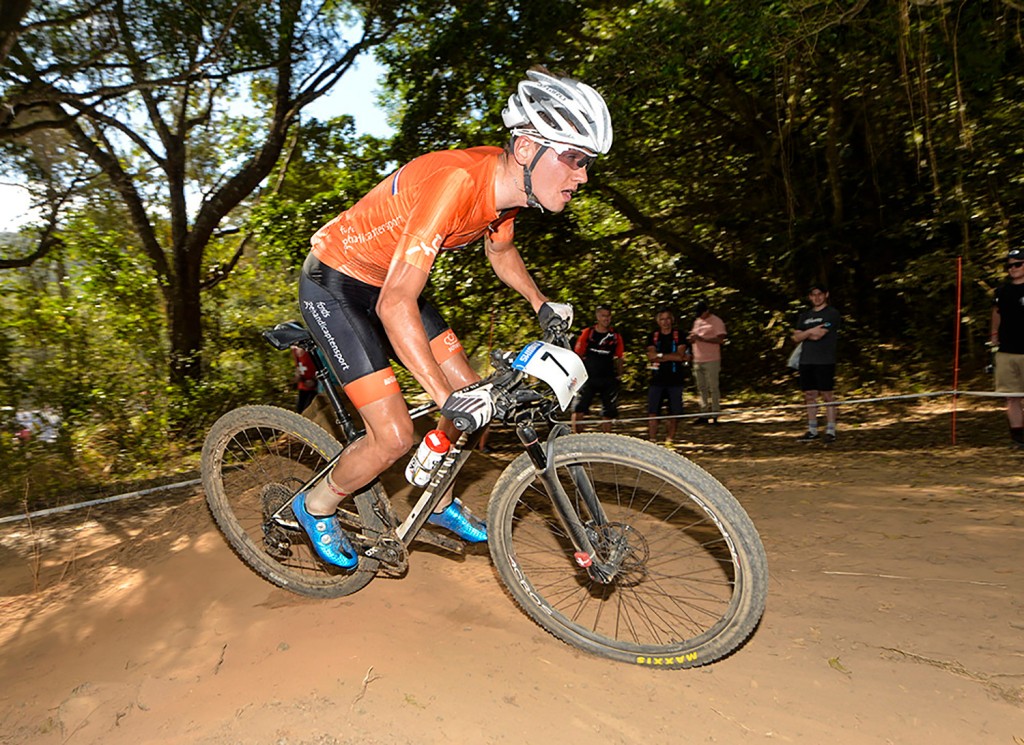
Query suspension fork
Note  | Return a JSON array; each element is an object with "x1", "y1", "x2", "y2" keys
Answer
[
  {"x1": 516, "y1": 423, "x2": 614, "y2": 582},
  {"x1": 553, "y1": 428, "x2": 610, "y2": 529}
]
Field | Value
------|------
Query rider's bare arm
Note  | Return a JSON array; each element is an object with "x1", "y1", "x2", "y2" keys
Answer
[
  {"x1": 377, "y1": 261, "x2": 456, "y2": 406},
  {"x1": 485, "y1": 237, "x2": 548, "y2": 312}
]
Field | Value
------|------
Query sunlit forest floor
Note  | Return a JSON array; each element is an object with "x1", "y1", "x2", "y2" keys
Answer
[{"x1": 0, "y1": 393, "x2": 1020, "y2": 744}]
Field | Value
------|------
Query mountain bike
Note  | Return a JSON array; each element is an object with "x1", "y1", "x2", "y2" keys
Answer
[{"x1": 200, "y1": 317, "x2": 768, "y2": 668}]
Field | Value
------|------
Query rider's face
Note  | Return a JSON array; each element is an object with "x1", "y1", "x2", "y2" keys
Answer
[{"x1": 521, "y1": 139, "x2": 591, "y2": 213}]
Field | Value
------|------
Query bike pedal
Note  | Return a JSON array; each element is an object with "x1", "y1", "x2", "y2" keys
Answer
[{"x1": 413, "y1": 527, "x2": 466, "y2": 554}]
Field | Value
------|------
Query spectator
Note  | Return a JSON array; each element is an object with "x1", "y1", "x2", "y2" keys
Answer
[
  {"x1": 991, "y1": 247, "x2": 1024, "y2": 448},
  {"x1": 290, "y1": 344, "x2": 319, "y2": 413},
  {"x1": 13, "y1": 408, "x2": 60, "y2": 444},
  {"x1": 688, "y1": 300, "x2": 727, "y2": 424},
  {"x1": 645, "y1": 308, "x2": 691, "y2": 442},
  {"x1": 791, "y1": 284, "x2": 841, "y2": 443},
  {"x1": 572, "y1": 305, "x2": 625, "y2": 433}
]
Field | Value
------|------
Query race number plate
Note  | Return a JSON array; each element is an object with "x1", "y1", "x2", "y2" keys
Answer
[{"x1": 511, "y1": 341, "x2": 588, "y2": 410}]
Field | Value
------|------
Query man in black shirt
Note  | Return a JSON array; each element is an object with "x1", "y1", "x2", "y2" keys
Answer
[
  {"x1": 792, "y1": 284, "x2": 842, "y2": 443},
  {"x1": 990, "y1": 248, "x2": 1024, "y2": 448},
  {"x1": 645, "y1": 308, "x2": 691, "y2": 442}
]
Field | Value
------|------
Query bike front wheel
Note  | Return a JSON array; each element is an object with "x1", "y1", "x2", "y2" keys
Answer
[
  {"x1": 487, "y1": 433, "x2": 768, "y2": 668},
  {"x1": 201, "y1": 405, "x2": 389, "y2": 598}
]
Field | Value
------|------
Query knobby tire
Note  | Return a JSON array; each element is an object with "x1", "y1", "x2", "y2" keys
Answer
[
  {"x1": 201, "y1": 405, "x2": 386, "y2": 598},
  {"x1": 487, "y1": 433, "x2": 768, "y2": 668}
]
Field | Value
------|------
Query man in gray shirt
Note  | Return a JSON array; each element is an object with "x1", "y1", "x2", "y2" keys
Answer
[{"x1": 792, "y1": 284, "x2": 842, "y2": 442}]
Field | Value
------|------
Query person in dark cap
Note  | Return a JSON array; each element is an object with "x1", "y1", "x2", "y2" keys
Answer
[
  {"x1": 990, "y1": 248, "x2": 1024, "y2": 448},
  {"x1": 687, "y1": 300, "x2": 727, "y2": 424},
  {"x1": 791, "y1": 284, "x2": 842, "y2": 443}
]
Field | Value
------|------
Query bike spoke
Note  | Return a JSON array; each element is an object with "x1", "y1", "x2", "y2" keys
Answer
[
  {"x1": 504, "y1": 454, "x2": 743, "y2": 653},
  {"x1": 217, "y1": 424, "x2": 341, "y2": 576}
]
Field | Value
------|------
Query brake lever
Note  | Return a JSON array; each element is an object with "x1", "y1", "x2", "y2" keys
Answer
[{"x1": 542, "y1": 322, "x2": 571, "y2": 349}]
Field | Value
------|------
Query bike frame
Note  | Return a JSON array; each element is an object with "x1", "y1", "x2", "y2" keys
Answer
[{"x1": 262, "y1": 321, "x2": 620, "y2": 583}]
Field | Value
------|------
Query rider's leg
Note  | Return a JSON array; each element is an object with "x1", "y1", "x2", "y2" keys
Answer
[
  {"x1": 433, "y1": 351, "x2": 479, "y2": 511},
  {"x1": 293, "y1": 392, "x2": 413, "y2": 568},
  {"x1": 417, "y1": 351, "x2": 487, "y2": 542},
  {"x1": 303, "y1": 392, "x2": 414, "y2": 514}
]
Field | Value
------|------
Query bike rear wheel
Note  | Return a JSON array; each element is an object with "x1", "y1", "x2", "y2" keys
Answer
[
  {"x1": 488, "y1": 433, "x2": 768, "y2": 668},
  {"x1": 201, "y1": 405, "x2": 388, "y2": 598}
]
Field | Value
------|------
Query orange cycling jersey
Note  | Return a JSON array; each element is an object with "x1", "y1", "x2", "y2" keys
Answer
[{"x1": 311, "y1": 147, "x2": 519, "y2": 287}]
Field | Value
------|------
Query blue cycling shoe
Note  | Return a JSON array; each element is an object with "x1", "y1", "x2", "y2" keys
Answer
[
  {"x1": 428, "y1": 498, "x2": 488, "y2": 543},
  {"x1": 291, "y1": 493, "x2": 359, "y2": 568}
]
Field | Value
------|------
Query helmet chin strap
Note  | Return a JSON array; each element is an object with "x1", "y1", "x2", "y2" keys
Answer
[{"x1": 522, "y1": 145, "x2": 549, "y2": 212}]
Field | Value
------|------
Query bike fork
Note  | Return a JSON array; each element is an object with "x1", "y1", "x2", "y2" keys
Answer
[{"x1": 516, "y1": 424, "x2": 616, "y2": 583}]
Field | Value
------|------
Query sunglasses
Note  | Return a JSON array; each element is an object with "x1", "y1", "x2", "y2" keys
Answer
[
  {"x1": 526, "y1": 136, "x2": 597, "y2": 171},
  {"x1": 1009, "y1": 261, "x2": 1024, "y2": 269}
]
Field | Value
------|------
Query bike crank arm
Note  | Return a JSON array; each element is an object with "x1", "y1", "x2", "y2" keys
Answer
[{"x1": 517, "y1": 424, "x2": 616, "y2": 583}]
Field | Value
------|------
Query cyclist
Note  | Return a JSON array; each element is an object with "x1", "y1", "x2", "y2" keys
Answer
[{"x1": 294, "y1": 67, "x2": 613, "y2": 567}]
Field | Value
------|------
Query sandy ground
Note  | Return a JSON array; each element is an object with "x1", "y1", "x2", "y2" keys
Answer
[{"x1": 1, "y1": 398, "x2": 1022, "y2": 745}]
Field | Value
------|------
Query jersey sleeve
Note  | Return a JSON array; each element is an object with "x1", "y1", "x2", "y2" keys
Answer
[
  {"x1": 614, "y1": 333, "x2": 625, "y2": 358},
  {"x1": 488, "y1": 209, "x2": 517, "y2": 244}
]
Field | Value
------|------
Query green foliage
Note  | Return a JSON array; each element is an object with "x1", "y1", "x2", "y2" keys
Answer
[
  {"x1": 378, "y1": 0, "x2": 1023, "y2": 387},
  {"x1": 3, "y1": 0, "x2": 1024, "y2": 510}
]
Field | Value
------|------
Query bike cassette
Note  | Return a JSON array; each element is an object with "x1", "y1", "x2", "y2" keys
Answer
[{"x1": 260, "y1": 483, "x2": 297, "y2": 560}]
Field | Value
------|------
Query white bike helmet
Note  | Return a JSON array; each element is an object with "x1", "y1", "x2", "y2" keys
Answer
[{"x1": 502, "y1": 69, "x2": 613, "y2": 155}]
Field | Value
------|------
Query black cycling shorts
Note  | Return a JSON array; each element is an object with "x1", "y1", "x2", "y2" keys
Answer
[{"x1": 299, "y1": 255, "x2": 462, "y2": 407}]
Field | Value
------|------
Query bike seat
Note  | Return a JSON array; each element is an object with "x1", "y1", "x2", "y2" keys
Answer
[{"x1": 262, "y1": 321, "x2": 314, "y2": 350}]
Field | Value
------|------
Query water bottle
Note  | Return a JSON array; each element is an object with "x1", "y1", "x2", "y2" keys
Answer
[{"x1": 405, "y1": 429, "x2": 451, "y2": 486}]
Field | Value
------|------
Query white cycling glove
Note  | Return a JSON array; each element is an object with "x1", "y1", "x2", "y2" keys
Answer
[
  {"x1": 537, "y1": 302, "x2": 574, "y2": 332},
  {"x1": 440, "y1": 385, "x2": 495, "y2": 433}
]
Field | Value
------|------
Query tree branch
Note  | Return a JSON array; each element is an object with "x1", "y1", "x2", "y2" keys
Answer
[
  {"x1": 592, "y1": 175, "x2": 788, "y2": 307},
  {"x1": 63, "y1": 117, "x2": 172, "y2": 293}
]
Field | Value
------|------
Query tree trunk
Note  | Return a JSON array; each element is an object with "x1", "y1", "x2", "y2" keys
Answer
[
  {"x1": 168, "y1": 238, "x2": 204, "y2": 389},
  {"x1": 826, "y1": 77, "x2": 845, "y2": 229}
]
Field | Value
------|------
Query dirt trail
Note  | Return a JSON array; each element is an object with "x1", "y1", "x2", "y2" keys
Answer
[{"x1": 1, "y1": 400, "x2": 1022, "y2": 744}]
